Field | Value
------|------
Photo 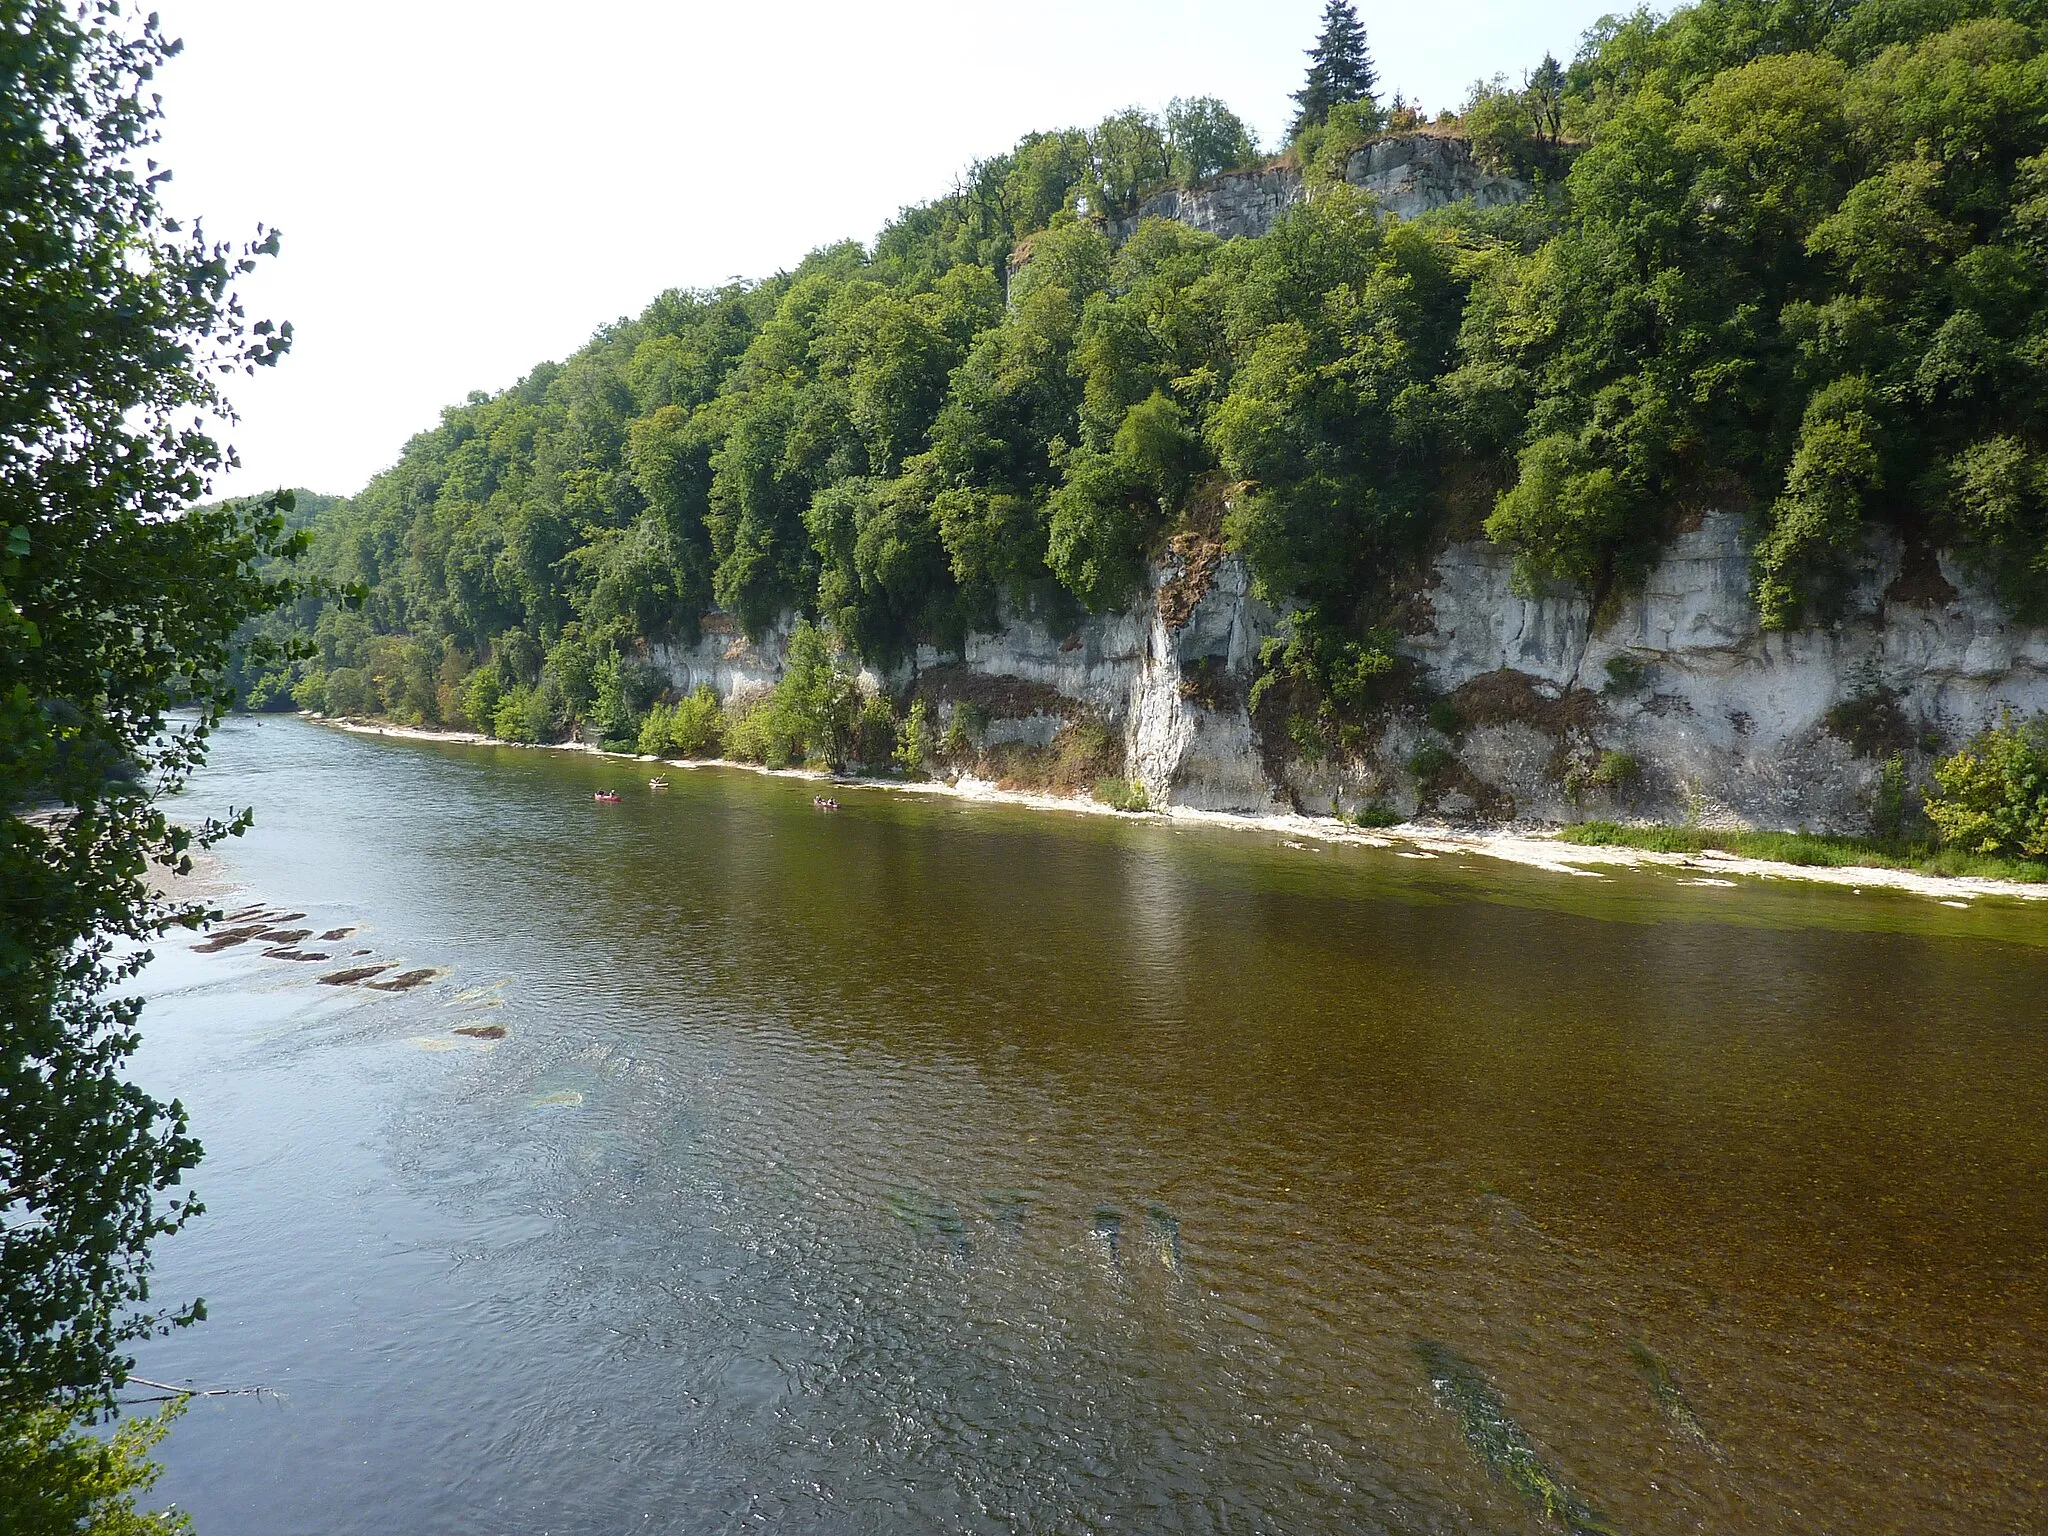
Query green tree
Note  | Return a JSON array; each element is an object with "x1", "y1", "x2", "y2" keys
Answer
[
  {"x1": 772, "y1": 620, "x2": 861, "y2": 767},
  {"x1": 1165, "y1": 97, "x2": 1260, "y2": 186},
  {"x1": 0, "y1": 1396, "x2": 190, "y2": 1534},
  {"x1": 1, "y1": 0, "x2": 296, "y2": 1416},
  {"x1": 1291, "y1": 0, "x2": 1379, "y2": 137},
  {"x1": 1924, "y1": 710, "x2": 2048, "y2": 858},
  {"x1": 1085, "y1": 108, "x2": 1172, "y2": 218}
]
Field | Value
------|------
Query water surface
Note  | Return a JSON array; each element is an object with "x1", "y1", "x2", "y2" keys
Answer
[{"x1": 131, "y1": 717, "x2": 2048, "y2": 1532}]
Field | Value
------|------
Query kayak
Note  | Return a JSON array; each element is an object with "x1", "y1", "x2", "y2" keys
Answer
[{"x1": 594, "y1": 791, "x2": 622, "y2": 803}]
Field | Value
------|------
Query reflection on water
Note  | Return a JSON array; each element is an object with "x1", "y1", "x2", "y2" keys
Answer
[{"x1": 128, "y1": 716, "x2": 2048, "y2": 1533}]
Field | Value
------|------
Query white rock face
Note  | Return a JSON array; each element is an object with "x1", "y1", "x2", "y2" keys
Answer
[
  {"x1": 1104, "y1": 134, "x2": 1531, "y2": 245},
  {"x1": 1400, "y1": 512, "x2": 2048, "y2": 828},
  {"x1": 1342, "y1": 136, "x2": 1531, "y2": 221},
  {"x1": 648, "y1": 512, "x2": 2048, "y2": 832},
  {"x1": 649, "y1": 613, "x2": 796, "y2": 701}
]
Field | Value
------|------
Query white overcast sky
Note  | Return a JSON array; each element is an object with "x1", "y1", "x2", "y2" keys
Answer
[{"x1": 153, "y1": 0, "x2": 1627, "y2": 501}]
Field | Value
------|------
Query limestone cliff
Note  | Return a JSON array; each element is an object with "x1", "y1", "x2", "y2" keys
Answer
[
  {"x1": 1103, "y1": 134, "x2": 1530, "y2": 243},
  {"x1": 651, "y1": 515, "x2": 2048, "y2": 836}
]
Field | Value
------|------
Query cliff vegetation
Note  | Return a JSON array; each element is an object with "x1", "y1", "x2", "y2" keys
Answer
[{"x1": 247, "y1": 1, "x2": 2048, "y2": 770}]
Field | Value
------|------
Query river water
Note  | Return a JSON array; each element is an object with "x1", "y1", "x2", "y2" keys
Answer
[{"x1": 128, "y1": 715, "x2": 2048, "y2": 1533}]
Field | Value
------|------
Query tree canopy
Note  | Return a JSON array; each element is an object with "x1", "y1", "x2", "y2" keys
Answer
[
  {"x1": 1, "y1": 0, "x2": 299, "y2": 1415},
  {"x1": 266, "y1": 0, "x2": 2048, "y2": 754},
  {"x1": 1291, "y1": 1, "x2": 1379, "y2": 135}
]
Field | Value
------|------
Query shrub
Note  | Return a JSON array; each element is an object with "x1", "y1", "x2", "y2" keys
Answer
[
  {"x1": 492, "y1": 684, "x2": 538, "y2": 743},
  {"x1": 1351, "y1": 801, "x2": 1402, "y2": 827},
  {"x1": 591, "y1": 652, "x2": 663, "y2": 746},
  {"x1": 668, "y1": 684, "x2": 726, "y2": 757},
  {"x1": 722, "y1": 689, "x2": 793, "y2": 767},
  {"x1": 895, "y1": 699, "x2": 934, "y2": 777},
  {"x1": 1095, "y1": 777, "x2": 1151, "y2": 812},
  {"x1": 1589, "y1": 750, "x2": 1639, "y2": 790},
  {"x1": 1825, "y1": 686, "x2": 1912, "y2": 758},
  {"x1": 637, "y1": 700, "x2": 674, "y2": 756},
  {"x1": 773, "y1": 621, "x2": 863, "y2": 766},
  {"x1": 1050, "y1": 717, "x2": 1126, "y2": 793},
  {"x1": 1425, "y1": 699, "x2": 1463, "y2": 736},
  {"x1": 1873, "y1": 752, "x2": 1910, "y2": 841},
  {"x1": 955, "y1": 701, "x2": 991, "y2": 741},
  {"x1": 322, "y1": 665, "x2": 372, "y2": 717},
  {"x1": 855, "y1": 693, "x2": 898, "y2": 770},
  {"x1": 1407, "y1": 741, "x2": 1453, "y2": 783},
  {"x1": 1924, "y1": 711, "x2": 2048, "y2": 859},
  {"x1": 462, "y1": 667, "x2": 501, "y2": 731},
  {"x1": 1602, "y1": 654, "x2": 1647, "y2": 695},
  {"x1": 243, "y1": 668, "x2": 296, "y2": 712}
]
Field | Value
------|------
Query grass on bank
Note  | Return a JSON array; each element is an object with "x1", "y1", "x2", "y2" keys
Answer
[{"x1": 1557, "y1": 821, "x2": 2048, "y2": 884}]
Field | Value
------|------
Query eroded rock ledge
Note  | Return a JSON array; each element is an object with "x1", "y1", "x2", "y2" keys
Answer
[{"x1": 650, "y1": 512, "x2": 2048, "y2": 836}]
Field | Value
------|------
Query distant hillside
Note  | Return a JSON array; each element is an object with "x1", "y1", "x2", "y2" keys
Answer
[{"x1": 253, "y1": 1, "x2": 2048, "y2": 765}]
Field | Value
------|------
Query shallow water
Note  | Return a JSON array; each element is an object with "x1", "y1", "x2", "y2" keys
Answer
[{"x1": 128, "y1": 716, "x2": 2048, "y2": 1532}]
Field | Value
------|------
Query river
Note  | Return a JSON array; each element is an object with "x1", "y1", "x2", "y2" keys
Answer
[{"x1": 127, "y1": 715, "x2": 2048, "y2": 1533}]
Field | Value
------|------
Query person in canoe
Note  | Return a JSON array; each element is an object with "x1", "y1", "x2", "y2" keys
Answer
[
  {"x1": 648, "y1": 776, "x2": 670, "y2": 790},
  {"x1": 813, "y1": 795, "x2": 840, "y2": 811},
  {"x1": 594, "y1": 789, "x2": 622, "y2": 803}
]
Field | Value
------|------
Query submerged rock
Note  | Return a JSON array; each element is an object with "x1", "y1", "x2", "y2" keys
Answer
[
  {"x1": 318, "y1": 964, "x2": 391, "y2": 986},
  {"x1": 366, "y1": 968, "x2": 439, "y2": 993},
  {"x1": 1088, "y1": 1206, "x2": 1124, "y2": 1272},
  {"x1": 1630, "y1": 1340, "x2": 1715, "y2": 1455},
  {"x1": 1415, "y1": 1340, "x2": 1619, "y2": 1535},
  {"x1": 192, "y1": 924, "x2": 270, "y2": 953},
  {"x1": 1144, "y1": 1203, "x2": 1183, "y2": 1272}
]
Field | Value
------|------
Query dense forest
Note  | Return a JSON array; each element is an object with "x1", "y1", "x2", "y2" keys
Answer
[{"x1": 255, "y1": 0, "x2": 2048, "y2": 767}]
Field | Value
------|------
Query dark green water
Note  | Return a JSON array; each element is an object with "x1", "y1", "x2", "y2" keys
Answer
[{"x1": 131, "y1": 716, "x2": 2048, "y2": 1532}]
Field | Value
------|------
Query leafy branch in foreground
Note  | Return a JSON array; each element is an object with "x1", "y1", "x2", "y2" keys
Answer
[{"x1": 2, "y1": 0, "x2": 300, "y2": 1416}]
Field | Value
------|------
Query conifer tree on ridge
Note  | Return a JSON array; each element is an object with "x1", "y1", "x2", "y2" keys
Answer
[{"x1": 1291, "y1": 0, "x2": 1378, "y2": 136}]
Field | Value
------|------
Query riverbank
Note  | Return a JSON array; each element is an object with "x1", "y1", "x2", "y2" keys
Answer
[{"x1": 318, "y1": 716, "x2": 2048, "y2": 905}]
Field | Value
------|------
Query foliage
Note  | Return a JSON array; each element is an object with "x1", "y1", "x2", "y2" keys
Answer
[
  {"x1": 1, "y1": 0, "x2": 297, "y2": 1414},
  {"x1": 1350, "y1": 801, "x2": 1403, "y2": 827},
  {"x1": 1473, "y1": 3, "x2": 2048, "y2": 625},
  {"x1": 1165, "y1": 97, "x2": 1260, "y2": 187},
  {"x1": 713, "y1": 622, "x2": 884, "y2": 770},
  {"x1": 1094, "y1": 777, "x2": 1152, "y2": 812},
  {"x1": 1824, "y1": 683, "x2": 1913, "y2": 756},
  {"x1": 1590, "y1": 750, "x2": 1639, "y2": 788},
  {"x1": 270, "y1": 2, "x2": 2048, "y2": 773},
  {"x1": 1462, "y1": 55, "x2": 1572, "y2": 182},
  {"x1": 1567, "y1": 747, "x2": 1640, "y2": 803},
  {"x1": 1248, "y1": 608, "x2": 1403, "y2": 761},
  {"x1": 639, "y1": 684, "x2": 726, "y2": 758},
  {"x1": 1291, "y1": 1, "x2": 1379, "y2": 138},
  {"x1": 1601, "y1": 654, "x2": 1648, "y2": 694},
  {"x1": 1407, "y1": 741, "x2": 1455, "y2": 783},
  {"x1": 1923, "y1": 709, "x2": 2048, "y2": 857},
  {"x1": 1873, "y1": 750, "x2": 1911, "y2": 839},
  {"x1": 0, "y1": 1396, "x2": 190, "y2": 1535},
  {"x1": 1296, "y1": 98, "x2": 1389, "y2": 184},
  {"x1": 1558, "y1": 818, "x2": 2048, "y2": 882},
  {"x1": 590, "y1": 652, "x2": 662, "y2": 746},
  {"x1": 895, "y1": 699, "x2": 934, "y2": 776}
]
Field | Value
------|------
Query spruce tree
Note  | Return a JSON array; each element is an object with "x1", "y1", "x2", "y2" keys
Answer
[{"x1": 1291, "y1": 1, "x2": 1379, "y2": 136}]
